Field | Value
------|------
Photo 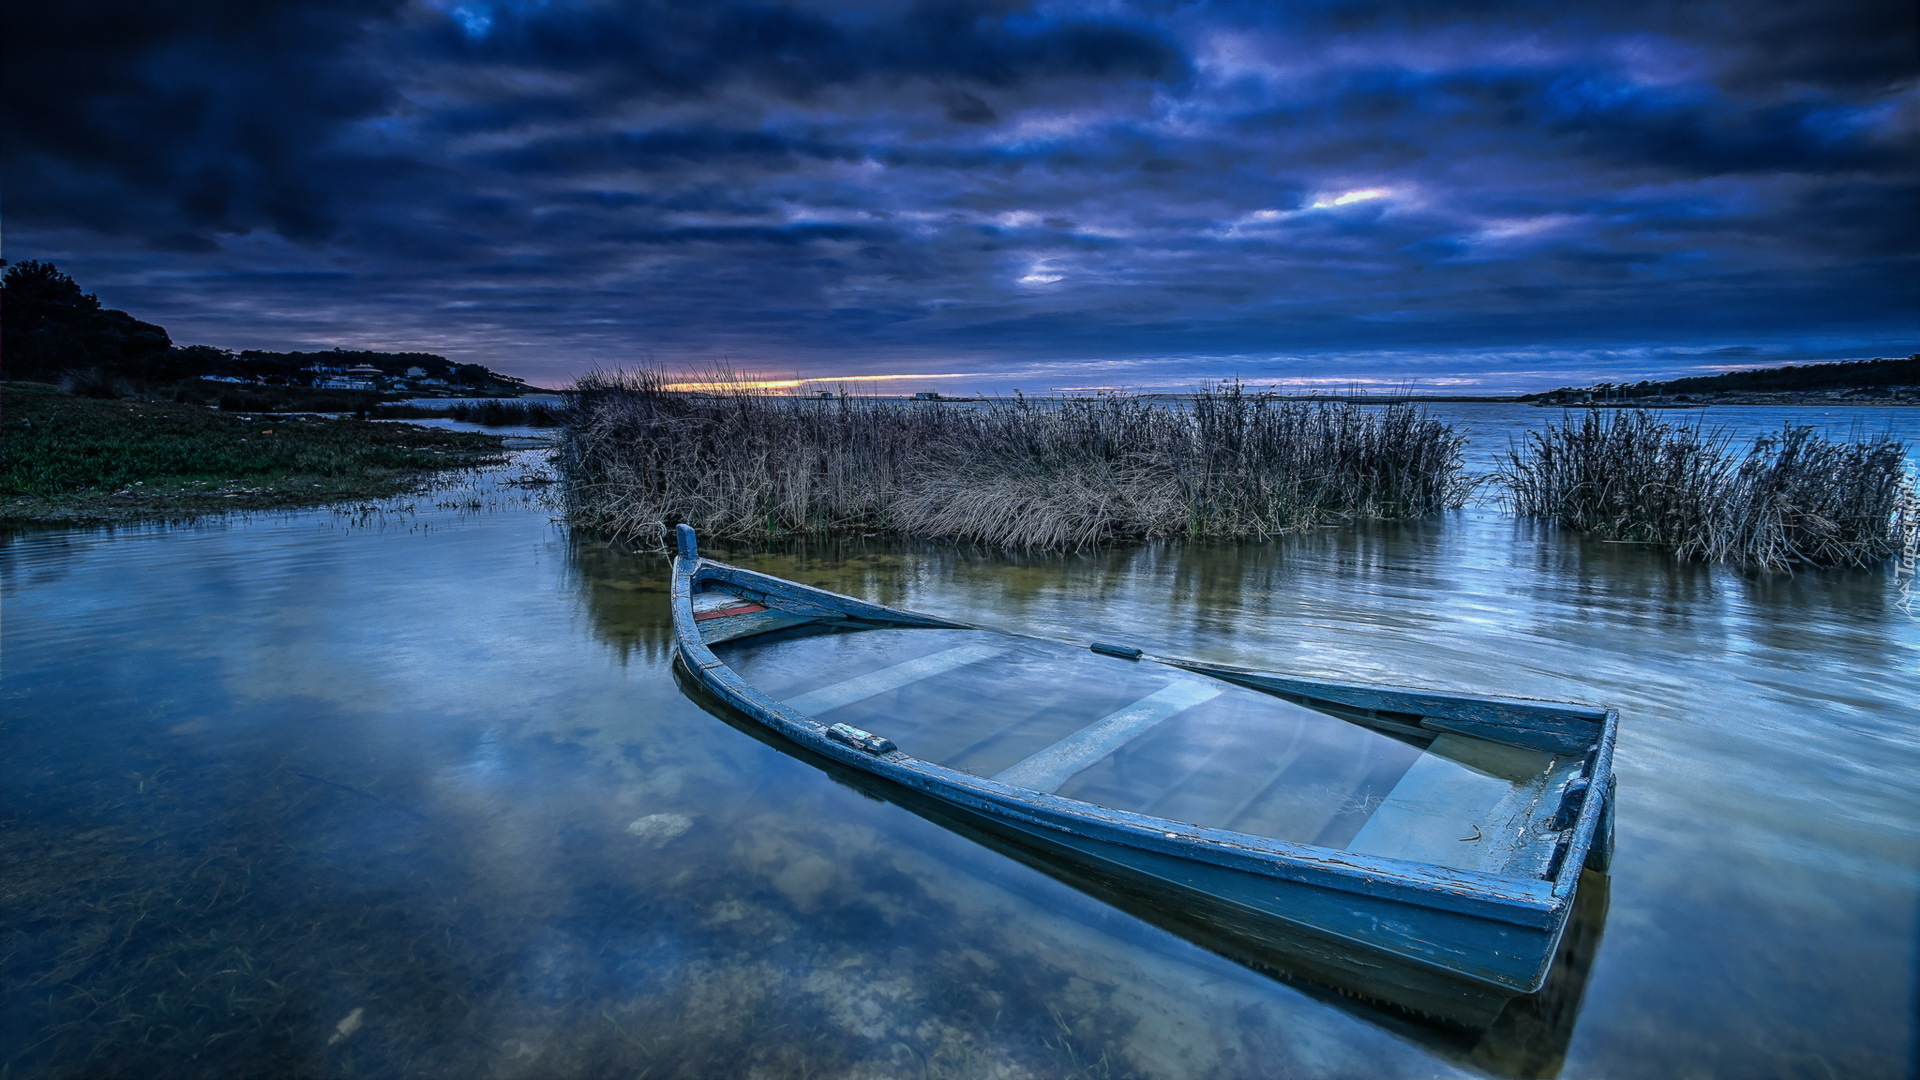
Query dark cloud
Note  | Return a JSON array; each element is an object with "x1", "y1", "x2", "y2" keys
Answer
[
  {"x1": 942, "y1": 90, "x2": 999, "y2": 125},
  {"x1": 423, "y1": 2, "x2": 1187, "y2": 97},
  {"x1": 3, "y1": 0, "x2": 1912, "y2": 390},
  {"x1": 479, "y1": 128, "x2": 863, "y2": 175},
  {"x1": 4, "y1": 0, "x2": 410, "y2": 242}
]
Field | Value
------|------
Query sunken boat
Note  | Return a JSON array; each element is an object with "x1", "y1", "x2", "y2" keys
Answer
[{"x1": 668, "y1": 525, "x2": 1617, "y2": 997}]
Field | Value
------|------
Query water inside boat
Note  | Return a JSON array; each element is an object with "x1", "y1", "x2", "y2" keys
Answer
[{"x1": 702, "y1": 591, "x2": 1583, "y2": 879}]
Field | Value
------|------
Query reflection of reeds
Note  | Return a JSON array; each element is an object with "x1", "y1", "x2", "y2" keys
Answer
[
  {"x1": 1501, "y1": 411, "x2": 1910, "y2": 571},
  {"x1": 558, "y1": 370, "x2": 1470, "y2": 549}
]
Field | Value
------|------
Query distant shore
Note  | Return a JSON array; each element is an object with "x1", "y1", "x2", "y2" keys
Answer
[
  {"x1": 1257, "y1": 390, "x2": 1919, "y2": 407},
  {"x1": 792, "y1": 390, "x2": 1918, "y2": 406}
]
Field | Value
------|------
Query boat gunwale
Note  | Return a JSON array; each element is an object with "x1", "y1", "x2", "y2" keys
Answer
[{"x1": 667, "y1": 540, "x2": 1618, "y2": 940}]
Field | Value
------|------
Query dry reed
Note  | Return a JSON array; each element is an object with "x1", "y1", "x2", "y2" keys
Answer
[
  {"x1": 1501, "y1": 411, "x2": 1910, "y2": 571},
  {"x1": 558, "y1": 370, "x2": 1469, "y2": 549}
]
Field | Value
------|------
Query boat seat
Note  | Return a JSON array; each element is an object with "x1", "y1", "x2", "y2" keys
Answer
[
  {"x1": 700, "y1": 608, "x2": 818, "y2": 644},
  {"x1": 785, "y1": 641, "x2": 1008, "y2": 716},
  {"x1": 691, "y1": 589, "x2": 759, "y2": 616},
  {"x1": 693, "y1": 588, "x2": 823, "y2": 645},
  {"x1": 994, "y1": 680, "x2": 1222, "y2": 793}
]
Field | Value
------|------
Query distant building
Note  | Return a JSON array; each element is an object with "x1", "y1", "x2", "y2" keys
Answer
[
  {"x1": 308, "y1": 363, "x2": 383, "y2": 391},
  {"x1": 913, "y1": 391, "x2": 941, "y2": 400},
  {"x1": 815, "y1": 391, "x2": 834, "y2": 399},
  {"x1": 406, "y1": 366, "x2": 428, "y2": 378}
]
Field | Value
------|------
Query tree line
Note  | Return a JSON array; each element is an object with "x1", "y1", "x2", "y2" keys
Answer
[
  {"x1": 1, "y1": 260, "x2": 518, "y2": 390},
  {"x1": 1530, "y1": 355, "x2": 1919, "y2": 401}
]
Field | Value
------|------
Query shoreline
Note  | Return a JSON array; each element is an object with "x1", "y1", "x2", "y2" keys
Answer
[{"x1": 1, "y1": 384, "x2": 508, "y2": 527}]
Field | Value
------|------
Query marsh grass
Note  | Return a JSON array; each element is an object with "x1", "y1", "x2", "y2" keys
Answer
[
  {"x1": 559, "y1": 370, "x2": 1469, "y2": 548},
  {"x1": 1501, "y1": 411, "x2": 1910, "y2": 571},
  {"x1": 378, "y1": 399, "x2": 567, "y2": 427}
]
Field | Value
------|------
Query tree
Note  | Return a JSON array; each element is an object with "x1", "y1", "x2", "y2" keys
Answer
[{"x1": 2, "y1": 260, "x2": 172, "y2": 382}]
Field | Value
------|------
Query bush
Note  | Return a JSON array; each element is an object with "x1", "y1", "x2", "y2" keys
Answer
[{"x1": 59, "y1": 367, "x2": 132, "y2": 400}]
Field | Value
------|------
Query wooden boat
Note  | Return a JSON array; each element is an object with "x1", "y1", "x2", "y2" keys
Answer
[
  {"x1": 674, "y1": 663, "x2": 1611, "y2": 1078},
  {"x1": 669, "y1": 525, "x2": 1618, "y2": 996}
]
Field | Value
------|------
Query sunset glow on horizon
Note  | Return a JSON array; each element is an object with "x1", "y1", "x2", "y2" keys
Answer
[{"x1": 661, "y1": 372, "x2": 986, "y2": 393}]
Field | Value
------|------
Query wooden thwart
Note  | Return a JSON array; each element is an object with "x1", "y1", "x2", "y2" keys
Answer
[
  {"x1": 698, "y1": 608, "x2": 817, "y2": 645},
  {"x1": 693, "y1": 602, "x2": 767, "y2": 622},
  {"x1": 995, "y1": 681, "x2": 1222, "y2": 793},
  {"x1": 786, "y1": 641, "x2": 1008, "y2": 716}
]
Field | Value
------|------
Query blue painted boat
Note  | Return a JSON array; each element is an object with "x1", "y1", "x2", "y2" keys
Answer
[
  {"x1": 669, "y1": 525, "x2": 1617, "y2": 996},
  {"x1": 674, "y1": 661, "x2": 1608, "y2": 1075}
]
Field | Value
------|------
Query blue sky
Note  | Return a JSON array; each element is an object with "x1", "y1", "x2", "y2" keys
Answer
[{"x1": 7, "y1": 1, "x2": 1915, "y2": 392}]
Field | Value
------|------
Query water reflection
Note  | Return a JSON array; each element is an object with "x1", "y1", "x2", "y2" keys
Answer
[{"x1": 3, "y1": 440, "x2": 1917, "y2": 1079}]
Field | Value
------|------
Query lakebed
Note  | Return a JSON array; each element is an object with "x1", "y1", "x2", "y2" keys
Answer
[{"x1": 2, "y1": 407, "x2": 1917, "y2": 1078}]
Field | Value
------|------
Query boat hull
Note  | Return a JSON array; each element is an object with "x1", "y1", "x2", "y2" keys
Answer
[{"x1": 666, "y1": 527, "x2": 1617, "y2": 997}]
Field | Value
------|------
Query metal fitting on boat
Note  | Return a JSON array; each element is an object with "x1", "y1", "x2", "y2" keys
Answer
[{"x1": 826, "y1": 722, "x2": 897, "y2": 755}]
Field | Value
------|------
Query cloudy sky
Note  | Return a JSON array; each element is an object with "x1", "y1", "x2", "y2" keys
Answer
[{"x1": 8, "y1": 1, "x2": 1915, "y2": 392}]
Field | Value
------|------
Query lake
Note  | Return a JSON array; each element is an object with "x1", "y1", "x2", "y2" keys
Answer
[{"x1": 4, "y1": 405, "x2": 1917, "y2": 1078}]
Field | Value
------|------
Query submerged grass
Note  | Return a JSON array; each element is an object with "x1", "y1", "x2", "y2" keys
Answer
[
  {"x1": 1501, "y1": 411, "x2": 1912, "y2": 571},
  {"x1": 0, "y1": 714, "x2": 1157, "y2": 1079},
  {"x1": 558, "y1": 370, "x2": 1470, "y2": 549}
]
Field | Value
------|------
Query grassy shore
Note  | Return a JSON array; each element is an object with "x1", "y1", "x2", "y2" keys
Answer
[
  {"x1": 560, "y1": 371, "x2": 1469, "y2": 549},
  {"x1": 2, "y1": 384, "x2": 506, "y2": 524}
]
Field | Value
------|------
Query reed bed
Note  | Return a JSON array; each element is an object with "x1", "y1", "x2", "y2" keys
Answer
[
  {"x1": 376, "y1": 399, "x2": 566, "y2": 426},
  {"x1": 558, "y1": 370, "x2": 1470, "y2": 549},
  {"x1": 1501, "y1": 411, "x2": 1911, "y2": 571},
  {"x1": 444, "y1": 398, "x2": 566, "y2": 426}
]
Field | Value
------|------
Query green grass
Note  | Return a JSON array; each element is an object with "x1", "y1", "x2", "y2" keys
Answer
[{"x1": 2, "y1": 384, "x2": 505, "y2": 522}]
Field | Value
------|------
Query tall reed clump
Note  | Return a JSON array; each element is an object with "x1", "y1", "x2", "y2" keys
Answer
[
  {"x1": 558, "y1": 370, "x2": 1470, "y2": 549},
  {"x1": 443, "y1": 398, "x2": 566, "y2": 426},
  {"x1": 1501, "y1": 411, "x2": 1910, "y2": 571},
  {"x1": 375, "y1": 400, "x2": 567, "y2": 425}
]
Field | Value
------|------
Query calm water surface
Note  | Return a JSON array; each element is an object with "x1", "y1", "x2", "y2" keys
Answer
[{"x1": 4, "y1": 409, "x2": 1918, "y2": 1079}]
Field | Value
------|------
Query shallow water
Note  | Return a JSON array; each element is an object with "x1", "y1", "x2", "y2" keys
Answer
[
  {"x1": 1421, "y1": 401, "x2": 1920, "y2": 476},
  {"x1": 4, "y1": 412, "x2": 1918, "y2": 1078}
]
